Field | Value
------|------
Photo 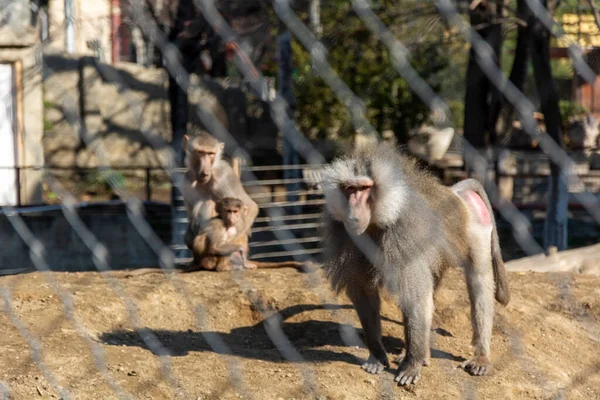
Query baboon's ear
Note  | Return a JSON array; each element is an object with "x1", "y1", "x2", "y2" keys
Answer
[
  {"x1": 182, "y1": 135, "x2": 190, "y2": 150},
  {"x1": 219, "y1": 142, "x2": 225, "y2": 150},
  {"x1": 242, "y1": 205, "x2": 248, "y2": 215}
]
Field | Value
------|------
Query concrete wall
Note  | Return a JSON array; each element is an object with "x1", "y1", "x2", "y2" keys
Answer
[{"x1": 0, "y1": 202, "x2": 171, "y2": 273}]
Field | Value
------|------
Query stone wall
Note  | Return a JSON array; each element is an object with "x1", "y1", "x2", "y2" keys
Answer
[
  {"x1": 42, "y1": 55, "x2": 284, "y2": 176},
  {"x1": 43, "y1": 55, "x2": 172, "y2": 174}
]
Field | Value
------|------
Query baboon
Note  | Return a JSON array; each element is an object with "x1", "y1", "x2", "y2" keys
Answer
[
  {"x1": 320, "y1": 142, "x2": 510, "y2": 386},
  {"x1": 188, "y1": 197, "x2": 251, "y2": 272},
  {"x1": 187, "y1": 197, "x2": 315, "y2": 272},
  {"x1": 181, "y1": 130, "x2": 258, "y2": 237},
  {"x1": 181, "y1": 130, "x2": 258, "y2": 272}
]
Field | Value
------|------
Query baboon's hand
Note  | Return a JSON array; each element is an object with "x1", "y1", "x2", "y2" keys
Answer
[
  {"x1": 361, "y1": 354, "x2": 389, "y2": 374},
  {"x1": 394, "y1": 359, "x2": 422, "y2": 386},
  {"x1": 244, "y1": 262, "x2": 257, "y2": 270},
  {"x1": 238, "y1": 249, "x2": 257, "y2": 270},
  {"x1": 236, "y1": 249, "x2": 246, "y2": 269},
  {"x1": 461, "y1": 355, "x2": 492, "y2": 376}
]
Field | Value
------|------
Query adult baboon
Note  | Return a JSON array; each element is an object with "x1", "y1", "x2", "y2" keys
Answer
[
  {"x1": 321, "y1": 142, "x2": 510, "y2": 385},
  {"x1": 181, "y1": 130, "x2": 258, "y2": 266}
]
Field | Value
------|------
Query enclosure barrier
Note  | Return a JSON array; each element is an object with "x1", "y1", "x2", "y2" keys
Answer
[{"x1": 1, "y1": 0, "x2": 600, "y2": 398}]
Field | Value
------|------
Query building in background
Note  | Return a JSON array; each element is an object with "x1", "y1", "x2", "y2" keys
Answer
[
  {"x1": 0, "y1": 0, "x2": 45, "y2": 206},
  {"x1": 44, "y1": 0, "x2": 171, "y2": 66}
]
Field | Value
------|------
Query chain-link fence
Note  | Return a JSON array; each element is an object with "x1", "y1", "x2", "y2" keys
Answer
[{"x1": 1, "y1": 0, "x2": 600, "y2": 398}]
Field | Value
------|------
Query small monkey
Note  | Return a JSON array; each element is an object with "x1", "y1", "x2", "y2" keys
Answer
[
  {"x1": 189, "y1": 197, "x2": 251, "y2": 272},
  {"x1": 187, "y1": 197, "x2": 315, "y2": 272},
  {"x1": 321, "y1": 142, "x2": 509, "y2": 386}
]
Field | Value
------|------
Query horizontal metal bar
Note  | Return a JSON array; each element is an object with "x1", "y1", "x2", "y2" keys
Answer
[
  {"x1": 242, "y1": 178, "x2": 312, "y2": 186},
  {"x1": 173, "y1": 212, "x2": 322, "y2": 225},
  {"x1": 0, "y1": 165, "x2": 173, "y2": 171},
  {"x1": 254, "y1": 212, "x2": 322, "y2": 223},
  {"x1": 251, "y1": 222, "x2": 323, "y2": 233},
  {"x1": 249, "y1": 189, "x2": 324, "y2": 199},
  {"x1": 175, "y1": 212, "x2": 322, "y2": 226},
  {"x1": 243, "y1": 164, "x2": 325, "y2": 172},
  {"x1": 249, "y1": 236, "x2": 321, "y2": 248},
  {"x1": 249, "y1": 248, "x2": 322, "y2": 260},
  {"x1": 259, "y1": 199, "x2": 325, "y2": 209}
]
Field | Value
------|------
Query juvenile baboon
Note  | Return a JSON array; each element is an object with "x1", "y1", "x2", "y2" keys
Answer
[
  {"x1": 187, "y1": 197, "x2": 251, "y2": 271},
  {"x1": 181, "y1": 130, "x2": 258, "y2": 237},
  {"x1": 321, "y1": 142, "x2": 510, "y2": 386},
  {"x1": 187, "y1": 197, "x2": 315, "y2": 272}
]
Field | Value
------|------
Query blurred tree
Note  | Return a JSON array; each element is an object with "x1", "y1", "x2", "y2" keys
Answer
[
  {"x1": 463, "y1": 0, "x2": 568, "y2": 251},
  {"x1": 289, "y1": 0, "x2": 450, "y2": 143}
]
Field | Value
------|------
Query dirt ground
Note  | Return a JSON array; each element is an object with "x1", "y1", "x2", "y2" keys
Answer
[{"x1": 0, "y1": 267, "x2": 599, "y2": 400}]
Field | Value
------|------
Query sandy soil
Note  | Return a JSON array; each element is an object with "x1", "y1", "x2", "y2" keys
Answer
[{"x1": 0, "y1": 267, "x2": 599, "y2": 400}]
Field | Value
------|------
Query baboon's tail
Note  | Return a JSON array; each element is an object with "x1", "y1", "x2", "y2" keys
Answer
[{"x1": 453, "y1": 179, "x2": 510, "y2": 306}]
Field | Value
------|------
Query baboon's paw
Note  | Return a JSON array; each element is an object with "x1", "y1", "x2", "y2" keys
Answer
[
  {"x1": 361, "y1": 355, "x2": 388, "y2": 374},
  {"x1": 461, "y1": 356, "x2": 492, "y2": 376},
  {"x1": 394, "y1": 361, "x2": 422, "y2": 386}
]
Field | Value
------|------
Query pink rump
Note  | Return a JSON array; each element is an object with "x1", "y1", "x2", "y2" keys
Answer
[{"x1": 461, "y1": 190, "x2": 491, "y2": 225}]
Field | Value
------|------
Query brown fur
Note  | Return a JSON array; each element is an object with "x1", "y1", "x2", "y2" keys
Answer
[
  {"x1": 185, "y1": 197, "x2": 249, "y2": 272},
  {"x1": 186, "y1": 197, "x2": 313, "y2": 272}
]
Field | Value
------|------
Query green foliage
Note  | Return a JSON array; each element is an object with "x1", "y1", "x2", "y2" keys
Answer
[
  {"x1": 559, "y1": 99, "x2": 588, "y2": 123},
  {"x1": 43, "y1": 99, "x2": 56, "y2": 109},
  {"x1": 86, "y1": 170, "x2": 126, "y2": 195},
  {"x1": 43, "y1": 99, "x2": 57, "y2": 132},
  {"x1": 289, "y1": 0, "x2": 450, "y2": 142},
  {"x1": 46, "y1": 191, "x2": 59, "y2": 201},
  {"x1": 43, "y1": 118, "x2": 54, "y2": 131},
  {"x1": 447, "y1": 100, "x2": 465, "y2": 129}
]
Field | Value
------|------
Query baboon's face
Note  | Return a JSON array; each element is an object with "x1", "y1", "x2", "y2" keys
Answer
[
  {"x1": 218, "y1": 199, "x2": 246, "y2": 228},
  {"x1": 341, "y1": 180, "x2": 374, "y2": 236},
  {"x1": 191, "y1": 148, "x2": 217, "y2": 184},
  {"x1": 183, "y1": 134, "x2": 224, "y2": 185}
]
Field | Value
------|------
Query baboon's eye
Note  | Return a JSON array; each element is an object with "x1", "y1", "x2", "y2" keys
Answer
[{"x1": 341, "y1": 185, "x2": 355, "y2": 197}]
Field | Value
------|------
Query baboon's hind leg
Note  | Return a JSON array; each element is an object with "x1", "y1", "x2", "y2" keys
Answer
[
  {"x1": 462, "y1": 223, "x2": 495, "y2": 375},
  {"x1": 394, "y1": 271, "x2": 433, "y2": 386},
  {"x1": 346, "y1": 282, "x2": 389, "y2": 374}
]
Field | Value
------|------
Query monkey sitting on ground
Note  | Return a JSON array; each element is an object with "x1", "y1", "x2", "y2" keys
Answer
[
  {"x1": 186, "y1": 197, "x2": 315, "y2": 272},
  {"x1": 114, "y1": 197, "x2": 313, "y2": 277},
  {"x1": 188, "y1": 197, "x2": 252, "y2": 272},
  {"x1": 181, "y1": 129, "x2": 259, "y2": 246},
  {"x1": 320, "y1": 142, "x2": 510, "y2": 386}
]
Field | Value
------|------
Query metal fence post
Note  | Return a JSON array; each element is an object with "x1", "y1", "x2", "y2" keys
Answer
[
  {"x1": 145, "y1": 167, "x2": 151, "y2": 201},
  {"x1": 277, "y1": 29, "x2": 302, "y2": 216}
]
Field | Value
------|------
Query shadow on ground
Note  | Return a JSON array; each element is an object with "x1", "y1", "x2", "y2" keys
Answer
[{"x1": 99, "y1": 303, "x2": 465, "y2": 365}]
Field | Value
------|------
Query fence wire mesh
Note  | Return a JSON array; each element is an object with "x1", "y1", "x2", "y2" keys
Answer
[{"x1": 1, "y1": 0, "x2": 600, "y2": 398}]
